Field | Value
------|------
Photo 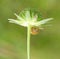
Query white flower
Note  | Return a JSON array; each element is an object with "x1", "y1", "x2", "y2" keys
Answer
[{"x1": 8, "y1": 9, "x2": 53, "y2": 27}]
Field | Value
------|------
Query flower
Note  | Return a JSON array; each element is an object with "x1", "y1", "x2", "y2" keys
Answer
[{"x1": 8, "y1": 9, "x2": 53, "y2": 28}]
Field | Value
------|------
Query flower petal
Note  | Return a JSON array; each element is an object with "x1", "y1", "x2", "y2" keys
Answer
[
  {"x1": 8, "y1": 19, "x2": 21, "y2": 25},
  {"x1": 32, "y1": 14, "x2": 38, "y2": 22},
  {"x1": 25, "y1": 10, "x2": 31, "y2": 20},
  {"x1": 35, "y1": 18, "x2": 53, "y2": 26},
  {"x1": 14, "y1": 13, "x2": 24, "y2": 21}
]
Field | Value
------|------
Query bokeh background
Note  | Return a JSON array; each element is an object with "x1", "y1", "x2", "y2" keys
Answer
[{"x1": 0, "y1": 0, "x2": 60, "y2": 59}]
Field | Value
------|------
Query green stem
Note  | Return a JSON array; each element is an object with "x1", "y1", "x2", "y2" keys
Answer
[{"x1": 27, "y1": 25, "x2": 31, "y2": 59}]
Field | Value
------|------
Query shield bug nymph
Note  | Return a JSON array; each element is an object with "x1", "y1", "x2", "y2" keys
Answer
[{"x1": 31, "y1": 26, "x2": 40, "y2": 35}]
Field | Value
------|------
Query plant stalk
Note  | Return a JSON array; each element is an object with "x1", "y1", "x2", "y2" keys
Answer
[{"x1": 27, "y1": 25, "x2": 31, "y2": 59}]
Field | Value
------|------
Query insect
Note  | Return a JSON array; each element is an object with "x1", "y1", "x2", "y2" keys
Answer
[{"x1": 31, "y1": 26, "x2": 40, "y2": 35}]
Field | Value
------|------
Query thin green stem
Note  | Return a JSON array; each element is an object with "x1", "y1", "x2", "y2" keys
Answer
[{"x1": 27, "y1": 25, "x2": 31, "y2": 59}]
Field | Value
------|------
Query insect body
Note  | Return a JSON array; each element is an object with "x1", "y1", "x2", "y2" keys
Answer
[{"x1": 31, "y1": 26, "x2": 40, "y2": 35}]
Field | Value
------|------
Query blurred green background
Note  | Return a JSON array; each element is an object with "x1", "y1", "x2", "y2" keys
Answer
[{"x1": 0, "y1": 0, "x2": 60, "y2": 59}]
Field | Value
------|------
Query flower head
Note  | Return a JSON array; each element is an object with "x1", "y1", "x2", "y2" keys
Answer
[{"x1": 8, "y1": 9, "x2": 53, "y2": 28}]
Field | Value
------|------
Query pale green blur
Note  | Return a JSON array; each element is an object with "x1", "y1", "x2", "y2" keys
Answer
[{"x1": 0, "y1": 0, "x2": 60, "y2": 59}]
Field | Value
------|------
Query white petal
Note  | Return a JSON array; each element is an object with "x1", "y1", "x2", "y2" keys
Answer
[
  {"x1": 8, "y1": 19, "x2": 28, "y2": 27},
  {"x1": 14, "y1": 13, "x2": 24, "y2": 20},
  {"x1": 32, "y1": 14, "x2": 38, "y2": 22},
  {"x1": 20, "y1": 21, "x2": 28, "y2": 27},
  {"x1": 8, "y1": 19, "x2": 21, "y2": 25},
  {"x1": 36, "y1": 18, "x2": 53, "y2": 26},
  {"x1": 25, "y1": 11, "x2": 31, "y2": 20}
]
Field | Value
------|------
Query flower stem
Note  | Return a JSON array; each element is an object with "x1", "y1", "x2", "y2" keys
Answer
[{"x1": 27, "y1": 25, "x2": 31, "y2": 59}]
